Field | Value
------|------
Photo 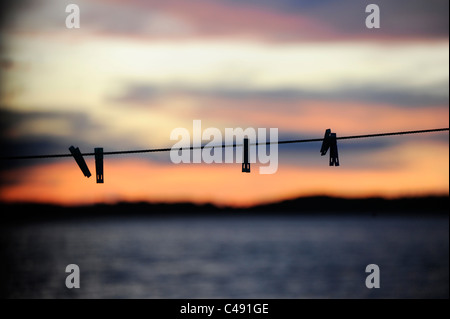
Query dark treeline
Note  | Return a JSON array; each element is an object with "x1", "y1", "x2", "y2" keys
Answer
[{"x1": 0, "y1": 195, "x2": 448, "y2": 224}]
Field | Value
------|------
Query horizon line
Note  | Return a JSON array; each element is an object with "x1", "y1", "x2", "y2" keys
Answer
[{"x1": 1, "y1": 193, "x2": 448, "y2": 209}]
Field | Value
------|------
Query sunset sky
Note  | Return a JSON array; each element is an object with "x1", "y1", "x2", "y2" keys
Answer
[{"x1": 0, "y1": 0, "x2": 448, "y2": 207}]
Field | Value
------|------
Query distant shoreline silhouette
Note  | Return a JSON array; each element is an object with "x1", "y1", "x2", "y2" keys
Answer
[{"x1": 1, "y1": 195, "x2": 448, "y2": 223}]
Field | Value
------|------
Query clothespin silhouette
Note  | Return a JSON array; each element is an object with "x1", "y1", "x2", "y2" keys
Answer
[
  {"x1": 69, "y1": 146, "x2": 91, "y2": 177},
  {"x1": 95, "y1": 147, "x2": 104, "y2": 183},
  {"x1": 320, "y1": 129, "x2": 340, "y2": 166},
  {"x1": 242, "y1": 138, "x2": 251, "y2": 173}
]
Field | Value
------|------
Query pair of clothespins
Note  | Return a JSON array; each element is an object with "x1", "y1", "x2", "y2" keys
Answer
[
  {"x1": 320, "y1": 129, "x2": 339, "y2": 166},
  {"x1": 69, "y1": 146, "x2": 104, "y2": 183}
]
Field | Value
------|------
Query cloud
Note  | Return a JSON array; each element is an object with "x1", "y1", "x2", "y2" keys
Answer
[
  {"x1": 112, "y1": 82, "x2": 449, "y2": 107},
  {"x1": 110, "y1": 88, "x2": 449, "y2": 140},
  {"x1": 0, "y1": 108, "x2": 100, "y2": 139},
  {"x1": 91, "y1": 0, "x2": 335, "y2": 41},
  {"x1": 103, "y1": 40, "x2": 448, "y2": 108},
  {"x1": 102, "y1": 0, "x2": 449, "y2": 40},
  {"x1": 0, "y1": 108, "x2": 174, "y2": 171},
  {"x1": 3, "y1": 0, "x2": 447, "y2": 41},
  {"x1": 223, "y1": 0, "x2": 449, "y2": 38},
  {"x1": 0, "y1": 108, "x2": 102, "y2": 165}
]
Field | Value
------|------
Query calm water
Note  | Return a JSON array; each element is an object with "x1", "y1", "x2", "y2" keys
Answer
[{"x1": 1, "y1": 215, "x2": 448, "y2": 298}]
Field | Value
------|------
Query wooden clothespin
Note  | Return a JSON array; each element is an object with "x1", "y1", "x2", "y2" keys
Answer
[
  {"x1": 95, "y1": 147, "x2": 104, "y2": 183},
  {"x1": 242, "y1": 138, "x2": 251, "y2": 173},
  {"x1": 69, "y1": 146, "x2": 91, "y2": 177},
  {"x1": 320, "y1": 129, "x2": 339, "y2": 166}
]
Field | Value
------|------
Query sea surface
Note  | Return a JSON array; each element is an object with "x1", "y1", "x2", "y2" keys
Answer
[{"x1": 1, "y1": 214, "x2": 448, "y2": 298}]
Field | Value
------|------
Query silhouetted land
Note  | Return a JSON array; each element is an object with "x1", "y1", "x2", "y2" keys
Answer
[{"x1": 0, "y1": 195, "x2": 448, "y2": 224}]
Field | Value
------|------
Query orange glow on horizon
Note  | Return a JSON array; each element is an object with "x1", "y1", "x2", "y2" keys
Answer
[{"x1": 0, "y1": 141, "x2": 448, "y2": 207}]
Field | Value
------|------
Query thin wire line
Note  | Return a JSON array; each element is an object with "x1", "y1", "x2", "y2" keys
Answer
[{"x1": 1, "y1": 128, "x2": 448, "y2": 160}]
